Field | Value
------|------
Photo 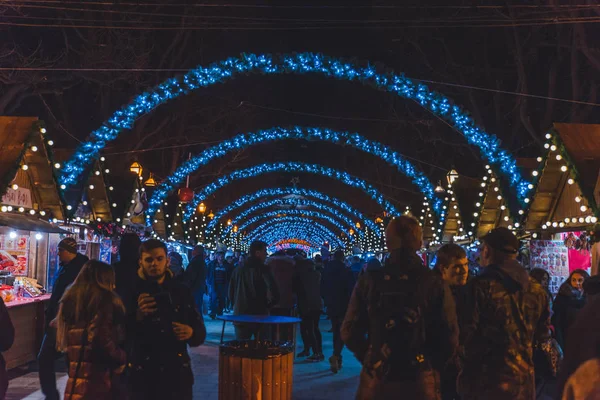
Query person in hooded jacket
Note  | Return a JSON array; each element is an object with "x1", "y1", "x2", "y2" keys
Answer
[
  {"x1": 552, "y1": 269, "x2": 589, "y2": 351},
  {"x1": 459, "y1": 228, "x2": 551, "y2": 400},
  {"x1": 322, "y1": 249, "x2": 355, "y2": 373},
  {"x1": 294, "y1": 255, "x2": 323, "y2": 361},
  {"x1": 114, "y1": 232, "x2": 142, "y2": 314},
  {"x1": 38, "y1": 237, "x2": 89, "y2": 400},
  {"x1": 0, "y1": 296, "x2": 14, "y2": 400}
]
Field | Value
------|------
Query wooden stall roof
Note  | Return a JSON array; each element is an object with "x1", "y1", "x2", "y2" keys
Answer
[
  {"x1": 0, "y1": 117, "x2": 65, "y2": 220},
  {"x1": 554, "y1": 123, "x2": 600, "y2": 209},
  {"x1": 152, "y1": 205, "x2": 167, "y2": 239},
  {"x1": 444, "y1": 175, "x2": 481, "y2": 241},
  {"x1": 0, "y1": 117, "x2": 36, "y2": 190}
]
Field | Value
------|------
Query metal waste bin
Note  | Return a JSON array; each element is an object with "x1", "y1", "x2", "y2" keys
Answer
[{"x1": 219, "y1": 340, "x2": 294, "y2": 400}]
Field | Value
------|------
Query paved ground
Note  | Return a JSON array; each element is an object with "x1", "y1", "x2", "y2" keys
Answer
[{"x1": 6, "y1": 317, "x2": 361, "y2": 399}]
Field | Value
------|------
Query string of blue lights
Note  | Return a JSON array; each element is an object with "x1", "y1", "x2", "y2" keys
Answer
[
  {"x1": 206, "y1": 187, "x2": 379, "y2": 233},
  {"x1": 144, "y1": 126, "x2": 442, "y2": 220},
  {"x1": 182, "y1": 162, "x2": 400, "y2": 221},
  {"x1": 244, "y1": 218, "x2": 343, "y2": 247},
  {"x1": 58, "y1": 53, "x2": 530, "y2": 208}
]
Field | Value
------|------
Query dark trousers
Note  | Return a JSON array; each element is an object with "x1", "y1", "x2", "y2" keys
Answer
[
  {"x1": 330, "y1": 316, "x2": 344, "y2": 357},
  {"x1": 209, "y1": 283, "x2": 226, "y2": 316},
  {"x1": 300, "y1": 310, "x2": 322, "y2": 354},
  {"x1": 234, "y1": 324, "x2": 269, "y2": 341},
  {"x1": 193, "y1": 288, "x2": 205, "y2": 315},
  {"x1": 131, "y1": 377, "x2": 193, "y2": 400},
  {"x1": 38, "y1": 329, "x2": 60, "y2": 400},
  {"x1": 270, "y1": 307, "x2": 294, "y2": 341}
]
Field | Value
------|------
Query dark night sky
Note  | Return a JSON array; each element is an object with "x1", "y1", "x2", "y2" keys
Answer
[{"x1": 3, "y1": 1, "x2": 599, "y2": 218}]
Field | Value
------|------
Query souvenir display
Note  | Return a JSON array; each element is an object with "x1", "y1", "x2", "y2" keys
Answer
[
  {"x1": 0, "y1": 233, "x2": 29, "y2": 276},
  {"x1": 530, "y1": 240, "x2": 569, "y2": 295}
]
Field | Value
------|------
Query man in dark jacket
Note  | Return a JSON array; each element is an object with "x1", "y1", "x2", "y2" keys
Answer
[
  {"x1": 207, "y1": 251, "x2": 228, "y2": 319},
  {"x1": 322, "y1": 249, "x2": 355, "y2": 373},
  {"x1": 129, "y1": 239, "x2": 206, "y2": 400},
  {"x1": 114, "y1": 232, "x2": 142, "y2": 314},
  {"x1": 342, "y1": 216, "x2": 458, "y2": 399},
  {"x1": 38, "y1": 237, "x2": 88, "y2": 400},
  {"x1": 459, "y1": 228, "x2": 550, "y2": 400},
  {"x1": 0, "y1": 296, "x2": 15, "y2": 399},
  {"x1": 183, "y1": 245, "x2": 207, "y2": 314},
  {"x1": 229, "y1": 241, "x2": 279, "y2": 340},
  {"x1": 294, "y1": 256, "x2": 323, "y2": 361},
  {"x1": 434, "y1": 243, "x2": 469, "y2": 400}
]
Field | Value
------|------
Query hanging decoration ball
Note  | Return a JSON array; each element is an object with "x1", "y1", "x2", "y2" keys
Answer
[{"x1": 178, "y1": 187, "x2": 194, "y2": 203}]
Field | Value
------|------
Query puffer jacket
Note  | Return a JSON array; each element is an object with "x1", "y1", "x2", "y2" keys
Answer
[
  {"x1": 552, "y1": 283, "x2": 586, "y2": 351},
  {"x1": 342, "y1": 249, "x2": 458, "y2": 400},
  {"x1": 266, "y1": 255, "x2": 296, "y2": 309},
  {"x1": 459, "y1": 259, "x2": 551, "y2": 400},
  {"x1": 229, "y1": 256, "x2": 280, "y2": 316},
  {"x1": 63, "y1": 298, "x2": 127, "y2": 400}
]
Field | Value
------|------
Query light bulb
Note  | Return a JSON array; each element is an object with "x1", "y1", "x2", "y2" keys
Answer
[{"x1": 35, "y1": 233, "x2": 42, "y2": 240}]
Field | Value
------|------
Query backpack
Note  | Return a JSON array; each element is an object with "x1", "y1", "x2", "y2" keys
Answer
[{"x1": 366, "y1": 267, "x2": 427, "y2": 380}]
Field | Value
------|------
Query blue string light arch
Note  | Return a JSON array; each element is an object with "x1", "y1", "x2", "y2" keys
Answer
[
  {"x1": 244, "y1": 219, "x2": 343, "y2": 247},
  {"x1": 181, "y1": 162, "x2": 400, "y2": 221},
  {"x1": 59, "y1": 53, "x2": 530, "y2": 206},
  {"x1": 221, "y1": 197, "x2": 361, "y2": 237},
  {"x1": 206, "y1": 187, "x2": 379, "y2": 233},
  {"x1": 144, "y1": 126, "x2": 441, "y2": 220},
  {"x1": 252, "y1": 226, "x2": 333, "y2": 248},
  {"x1": 232, "y1": 210, "x2": 349, "y2": 239}
]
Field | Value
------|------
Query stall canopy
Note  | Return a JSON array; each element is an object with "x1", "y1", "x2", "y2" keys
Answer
[
  {"x1": 0, "y1": 213, "x2": 69, "y2": 233},
  {"x1": 525, "y1": 123, "x2": 599, "y2": 232},
  {"x1": 0, "y1": 117, "x2": 65, "y2": 221}
]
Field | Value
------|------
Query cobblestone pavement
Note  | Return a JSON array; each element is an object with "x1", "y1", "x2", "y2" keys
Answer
[{"x1": 6, "y1": 316, "x2": 361, "y2": 399}]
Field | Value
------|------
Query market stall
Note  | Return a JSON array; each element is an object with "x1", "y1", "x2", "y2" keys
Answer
[
  {"x1": 524, "y1": 123, "x2": 600, "y2": 289},
  {"x1": 0, "y1": 117, "x2": 70, "y2": 369}
]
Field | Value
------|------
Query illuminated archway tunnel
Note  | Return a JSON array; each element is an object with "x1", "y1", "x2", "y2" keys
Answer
[
  {"x1": 244, "y1": 218, "x2": 344, "y2": 248},
  {"x1": 179, "y1": 162, "x2": 400, "y2": 222},
  {"x1": 233, "y1": 210, "x2": 350, "y2": 239},
  {"x1": 144, "y1": 126, "x2": 442, "y2": 220},
  {"x1": 59, "y1": 53, "x2": 530, "y2": 208},
  {"x1": 220, "y1": 197, "x2": 362, "y2": 237},
  {"x1": 253, "y1": 227, "x2": 334, "y2": 249},
  {"x1": 206, "y1": 187, "x2": 380, "y2": 233}
]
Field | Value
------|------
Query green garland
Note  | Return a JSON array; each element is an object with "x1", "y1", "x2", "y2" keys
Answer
[{"x1": 0, "y1": 121, "x2": 40, "y2": 198}]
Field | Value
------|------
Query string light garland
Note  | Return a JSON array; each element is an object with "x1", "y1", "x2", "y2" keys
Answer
[
  {"x1": 59, "y1": 52, "x2": 530, "y2": 206},
  {"x1": 220, "y1": 197, "x2": 362, "y2": 237},
  {"x1": 231, "y1": 209, "x2": 350, "y2": 240},
  {"x1": 182, "y1": 162, "x2": 400, "y2": 221},
  {"x1": 206, "y1": 187, "x2": 379, "y2": 232},
  {"x1": 144, "y1": 126, "x2": 441, "y2": 220},
  {"x1": 244, "y1": 219, "x2": 343, "y2": 247}
]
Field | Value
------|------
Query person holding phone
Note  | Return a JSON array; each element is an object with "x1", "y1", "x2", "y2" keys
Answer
[{"x1": 129, "y1": 239, "x2": 206, "y2": 400}]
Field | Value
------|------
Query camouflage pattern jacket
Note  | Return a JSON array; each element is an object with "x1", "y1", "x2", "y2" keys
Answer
[{"x1": 459, "y1": 259, "x2": 551, "y2": 400}]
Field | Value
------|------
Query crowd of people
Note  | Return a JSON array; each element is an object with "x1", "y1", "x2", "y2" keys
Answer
[{"x1": 0, "y1": 216, "x2": 599, "y2": 399}]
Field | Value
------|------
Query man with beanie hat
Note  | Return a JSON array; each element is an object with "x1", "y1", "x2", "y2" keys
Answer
[
  {"x1": 459, "y1": 228, "x2": 550, "y2": 400},
  {"x1": 38, "y1": 237, "x2": 88, "y2": 400}
]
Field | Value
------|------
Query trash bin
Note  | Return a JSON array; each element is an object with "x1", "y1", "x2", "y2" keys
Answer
[{"x1": 219, "y1": 340, "x2": 294, "y2": 400}]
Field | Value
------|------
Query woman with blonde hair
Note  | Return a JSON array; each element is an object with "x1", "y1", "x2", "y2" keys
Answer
[{"x1": 54, "y1": 260, "x2": 127, "y2": 400}]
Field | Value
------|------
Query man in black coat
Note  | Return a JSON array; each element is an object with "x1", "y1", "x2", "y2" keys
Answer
[
  {"x1": 182, "y1": 245, "x2": 207, "y2": 315},
  {"x1": 114, "y1": 232, "x2": 142, "y2": 314},
  {"x1": 38, "y1": 237, "x2": 88, "y2": 400},
  {"x1": 129, "y1": 239, "x2": 206, "y2": 400},
  {"x1": 322, "y1": 249, "x2": 355, "y2": 373},
  {"x1": 0, "y1": 296, "x2": 15, "y2": 399}
]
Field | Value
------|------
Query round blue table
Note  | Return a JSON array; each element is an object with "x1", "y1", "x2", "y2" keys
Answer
[{"x1": 217, "y1": 314, "x2": 301, "y2": 343}]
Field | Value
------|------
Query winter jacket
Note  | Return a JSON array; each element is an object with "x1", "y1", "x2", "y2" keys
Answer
[
  {"x1": 182, "y1": 254, "x2": 207, "y2": 294},
  {"x1": 206, "y1": 261, "x2": 228, "y2": 287},
  {"x1": 0, "y1": 297, "x2": 15, "y2": 399},
  {"x1": 342, "y1": 249, "x2": 458, "y2": 399},
  {"x1": 293, "y1": 258, "x2": 321, "y2": 315},
  {"x1": 63, "y1": 297, "x2": 127, "y2": 400},
  {"x1": 321, "y1": 259, "x2": 355, "y2": 318},
  {"x1": 229, "y1": 256, "x2": 280, "y2": 316},
  {"x1": 114, "y1": 258, "x2": 139, "y2": 315},
  {"x1": 266, "y1": 255, "x2": 296, "y2": 309},
  {"x1": 128, "y1": 269, "x2": 206, "y2": 388},
  {"x1": 47, "y1": 253, "x2": 89, "y2": 328},
  {"x1": 556, "y1": 295, "x2": 600, "y2": 398},
  {"x1": 459, "y1": 259, "x2": 551, "y2": 400},
  {"x1": 552, "y1": 283, "x2": 586, "y2": 351}
]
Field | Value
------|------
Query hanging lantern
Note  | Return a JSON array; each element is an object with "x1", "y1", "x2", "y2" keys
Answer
[
  {"x1": 129, "y1": 161, "x2": 143, "y2": 176},
  {"x1": 434, "y1": 180, "x2": 445, "y2": 193},
  {"x1": 233, "y1": 225, "x2": 238, "y2": 233},
  {"x1": 208, "y1": 211, "x2": 214, "y2": 219},
  {"x1": 178, "y1": 187, "x2": 194, "y2": 203},
  {"x1": 198, "y1": 202, "x2": 207, "y2": 213},
  {"x1": 446, "y1": 169, "x2": 459, "y2": 186},
  {"x1": 227, "y1": 219, "x2": 232, "y2": 226},
  {"x1": 349, "y1": 228, "x2": 355, "y2": 236},
  {"x1": 375, "y1": 217, "x2": 383, "y2": 223},
  {"x1": 355, "y1": 222, "x2": 361, "y2": 229},
  {"x1": 144, "y1": 173, "x2": 157, "y2": 187}
]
